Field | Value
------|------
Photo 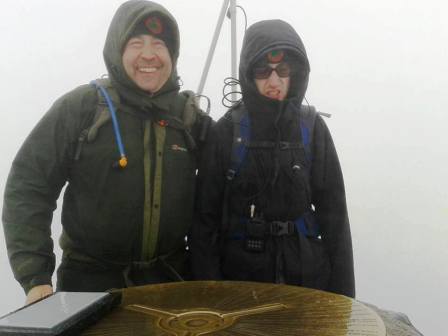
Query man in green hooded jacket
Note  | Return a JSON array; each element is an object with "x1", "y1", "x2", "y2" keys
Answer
[{"x1": 2, "y1": 0, "x2": 208, "y2": 304}]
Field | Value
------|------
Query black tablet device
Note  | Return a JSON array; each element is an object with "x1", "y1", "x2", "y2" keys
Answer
[{"x1": 0, "y1": 291, "x2": 121, "y2": 335}]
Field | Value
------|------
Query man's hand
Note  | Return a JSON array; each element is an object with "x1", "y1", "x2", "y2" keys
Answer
[{"x1": 26, "y1": 285, "x2": 53, "y2": 305}]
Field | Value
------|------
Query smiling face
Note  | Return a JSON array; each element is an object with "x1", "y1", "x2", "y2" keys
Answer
[
  {"x1": 122, "y1": 34, "x2": 173, "y2": 93},
  {"x1": 254, "y1": 63, "x2": 290, "y2": 101}
]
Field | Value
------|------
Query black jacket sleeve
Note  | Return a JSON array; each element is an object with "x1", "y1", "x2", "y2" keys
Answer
[
  {"x1": 190, "y1": 119, "x2": 231, "y2": 280},
  {"x1": 311, "y1": 115, "x2": 355, "y2": 297}
]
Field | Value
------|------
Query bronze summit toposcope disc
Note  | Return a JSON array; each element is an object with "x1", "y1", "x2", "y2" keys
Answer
[{"x1": 82, "y1": 281, "x2": 386, "y2": 336}]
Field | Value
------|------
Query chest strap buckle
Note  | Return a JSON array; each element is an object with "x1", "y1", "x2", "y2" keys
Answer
[{"x1": 269, "y1": 221, "x2": 295, "y2": 236}]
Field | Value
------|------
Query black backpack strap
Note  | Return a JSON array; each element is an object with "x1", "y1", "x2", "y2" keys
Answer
[
  {"x1": 220, "y1": 105, "x2": 250, "y2": 248},
  {"x1": 226, "y1": 106, "x2": 250, "y2": 181},
  {"x1": 89, "y1": 78, "x2": 120, "y2": 143},
  {"x1": 161, "y1": 90, "x2": 212, "y2": 154},
  {"x1": 221, "y1": 104, "x2": 321, "y2": 242},
  {"x1": 180, "y1": 91, "x2": 213, "y2": 152},
  {"x1": 295, "y1": 104, "x2": 321, "y2": 237},
  {"x1": 74, "y1": 78, "x2": 119, "y2": 161}
]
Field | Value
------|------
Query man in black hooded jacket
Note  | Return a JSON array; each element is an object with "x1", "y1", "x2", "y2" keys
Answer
[{"x1": 191, "y1": 19, "x2": 355, "y2": 298}]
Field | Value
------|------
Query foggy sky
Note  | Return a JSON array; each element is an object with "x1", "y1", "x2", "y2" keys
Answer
[{"x1": 0, "y1": 1, "x2": 447, "y2": 335}]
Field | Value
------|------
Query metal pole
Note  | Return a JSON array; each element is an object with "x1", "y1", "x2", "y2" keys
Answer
[
  {"x1": 229, "y1": 0, "x2": 238, "y2": 101},
  {"x1": 197, "y1": 0, "x2": 230, "y2": 96}
]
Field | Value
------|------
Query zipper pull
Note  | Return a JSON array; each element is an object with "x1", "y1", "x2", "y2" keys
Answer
[
  {"x1": 250, "y1": 204, "x2": 256, "y2": 219},
  {"x1": 74, "y1": 129, "x2": 89, "y2": 161}
]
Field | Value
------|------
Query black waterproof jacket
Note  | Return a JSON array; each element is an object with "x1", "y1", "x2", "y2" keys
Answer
[{"x1": 191, "y1": 20, "x2": 355, "y2": 297}]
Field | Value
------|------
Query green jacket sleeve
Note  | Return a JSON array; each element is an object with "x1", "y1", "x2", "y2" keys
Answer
[{"x1": 2, "y1": 85, "x2": 95, "y2": 293}]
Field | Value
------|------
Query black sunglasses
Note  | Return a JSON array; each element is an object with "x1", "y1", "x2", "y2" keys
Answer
[{"x1": 253, "y1": 62, "x2": 291, "y2": 79}]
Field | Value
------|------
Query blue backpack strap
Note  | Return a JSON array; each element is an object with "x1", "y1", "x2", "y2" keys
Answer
[
  {"x1": 226, "y1": 106, "x2": 250, "y2": 181},
  {"x1": 294, "y1": 212, "x2": 320, "y2": 238},
  {"x1": 299, "y1": 104, "x2": 317, "y2": 167}
]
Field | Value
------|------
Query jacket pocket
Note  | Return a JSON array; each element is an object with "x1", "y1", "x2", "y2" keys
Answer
[
  {"x1": 298, "y1": 233, "x2": 331, "y2": 290},
  {"x1": 221, "y1": 239, "x2": 275, "y2": 282},
  {"x1": 65, "y1": 125, "x2": 143, "y2": 262}
]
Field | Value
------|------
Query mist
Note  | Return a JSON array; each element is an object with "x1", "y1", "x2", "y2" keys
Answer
[{"x1": 0, "y1": 1, "x2": 447, "y2": 335}]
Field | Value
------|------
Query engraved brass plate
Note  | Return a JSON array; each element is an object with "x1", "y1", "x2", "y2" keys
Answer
[{"x1": 83, "y1": 281, "x2": 386, "y2": 336}]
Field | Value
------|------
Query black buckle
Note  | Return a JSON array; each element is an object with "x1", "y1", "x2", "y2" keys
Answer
[
  {"x1": 279, "y1": 142, "x2": 302, "y2": 150},
  {"x1": 269, "y1": 221, "x2": 295, "y2": 236},
  {"x1": 279, "y1": 141, "x2": 289, "y2": 150}
]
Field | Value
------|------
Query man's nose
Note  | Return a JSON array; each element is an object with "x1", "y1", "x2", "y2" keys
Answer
[
  {"x1": 267, "y1": 70, "x2": 282, "y2": 86},
  {"x1": 141, "y1": 45, "x2": 156, "y2": 60}
]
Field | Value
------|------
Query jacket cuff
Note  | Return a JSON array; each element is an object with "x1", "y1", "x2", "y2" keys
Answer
[{"x1": 21, "y1": 274, "x2": 53, "y2": 294}]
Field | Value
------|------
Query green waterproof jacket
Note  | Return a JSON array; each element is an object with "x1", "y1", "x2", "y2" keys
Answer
[{"x1": 2, "y1": 0, "x2": 205, "y2": 293}]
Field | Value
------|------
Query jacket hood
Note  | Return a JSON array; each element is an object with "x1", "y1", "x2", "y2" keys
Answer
[
  {"x1": 239, "y1": 19, "x2": 310, "y2": 108},
  {"x1": 227, "y1": 21, "x2": 313, "y2": 221},
  {"x1": 103, "y1": 0, "x2": 180, "y2": 111}
]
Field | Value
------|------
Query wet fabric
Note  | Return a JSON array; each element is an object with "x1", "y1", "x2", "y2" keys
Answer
[
  {"x1": 2, "y1": 0, "x2": 203, "y2": 293},
  {"x1": 191, "y1": 20, "x2": 355, "y2": 297}
]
